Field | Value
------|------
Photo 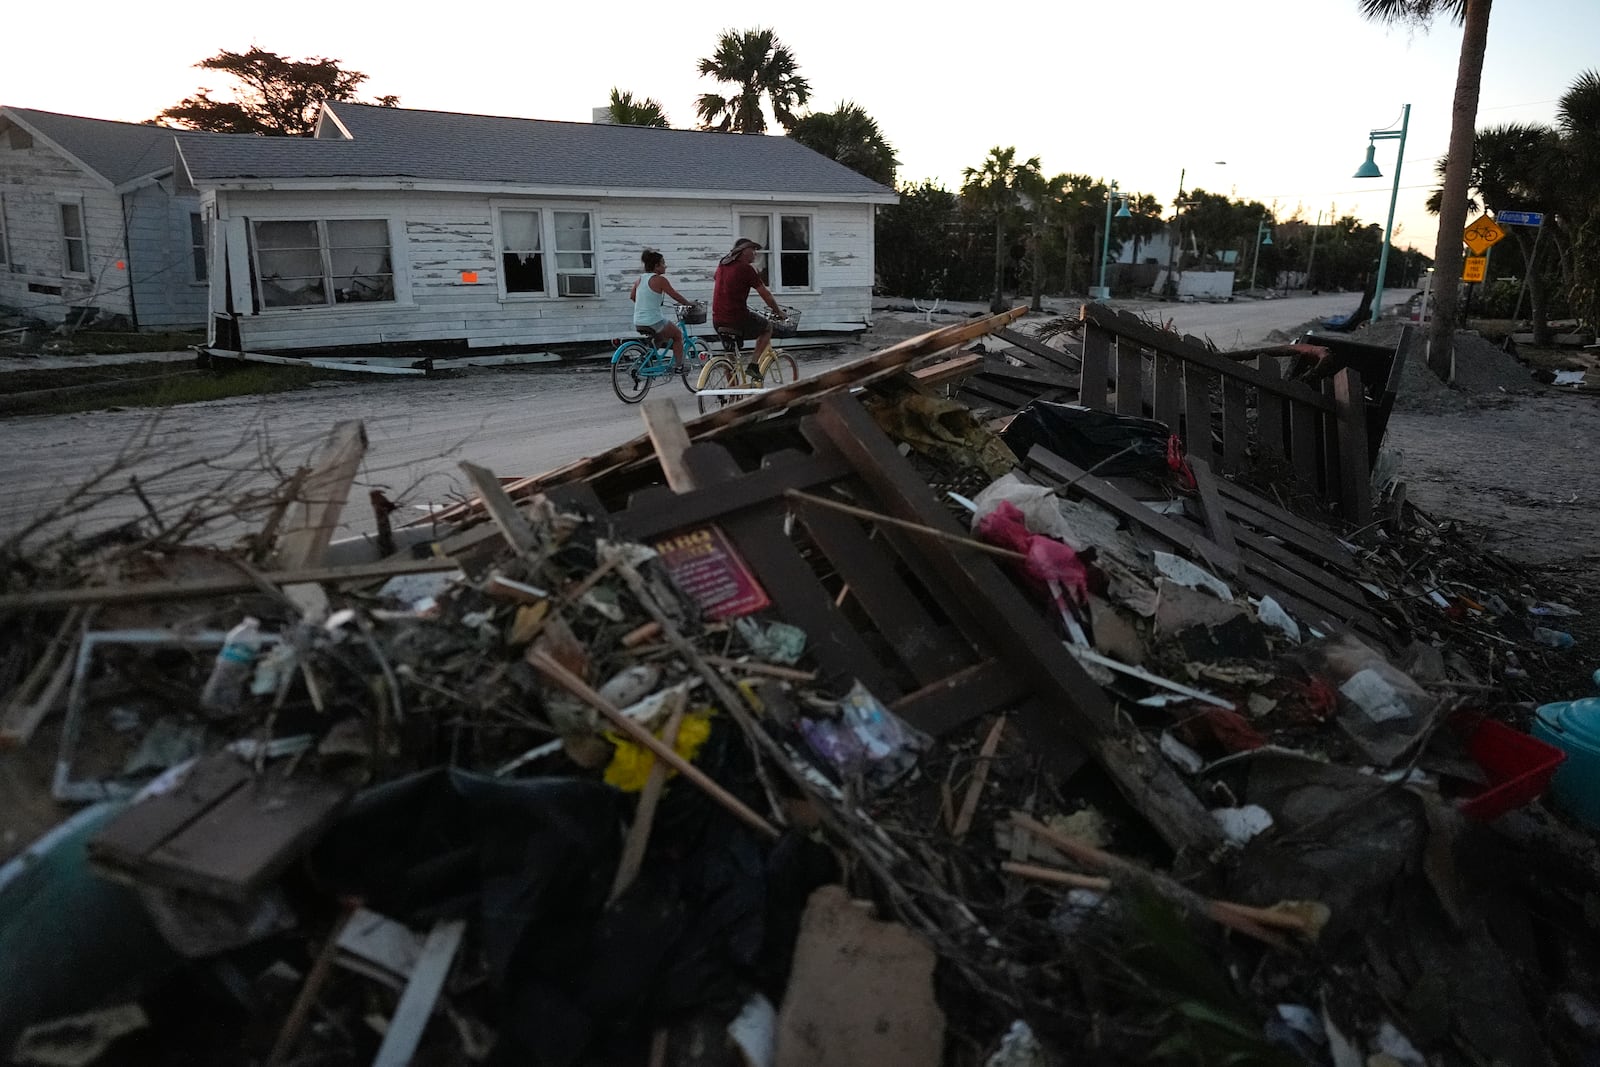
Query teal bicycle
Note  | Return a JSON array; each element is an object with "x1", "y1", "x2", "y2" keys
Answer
[{"x1": 610, "y1": 302, "x2": 712, "y2": 403}]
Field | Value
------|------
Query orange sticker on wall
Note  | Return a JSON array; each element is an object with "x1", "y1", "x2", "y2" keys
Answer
[
  {"x1": 115, "y1": 261, "x2": 126, "y2": 270},
  {"x1": 460, "y1": 271, "x2": 479, "y2": 284}
]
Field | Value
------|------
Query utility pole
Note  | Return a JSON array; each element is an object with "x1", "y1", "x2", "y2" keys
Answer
[
  {"x1": 1305, "y1": 210, "x2": 1321, "y2": 289},
  {"x1": 1162, "y1": 168, "x2": 1185, "y2": 299}
]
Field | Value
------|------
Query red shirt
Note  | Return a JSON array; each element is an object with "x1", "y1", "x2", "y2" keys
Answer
[{"x1": 712, "y1": 261, "x2": 761, "y2": 325}]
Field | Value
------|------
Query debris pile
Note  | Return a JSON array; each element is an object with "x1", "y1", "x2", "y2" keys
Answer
[{"x1": 3, "y1": 309, "x2": 1599, "y2": 1067}]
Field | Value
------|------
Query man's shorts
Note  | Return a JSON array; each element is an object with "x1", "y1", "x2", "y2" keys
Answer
[{"x1": 714, "y1": 310, "x2": 769, "y2": 341}]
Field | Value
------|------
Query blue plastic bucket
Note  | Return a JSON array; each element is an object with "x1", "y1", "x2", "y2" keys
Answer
[{"x1": 1532, "y1": 699, "x2": 1600, "y2": 829}]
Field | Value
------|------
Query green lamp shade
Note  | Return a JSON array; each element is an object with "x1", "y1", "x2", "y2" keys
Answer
[
  {"x1": 1354, "y1": 143, "x2": 1382, "y2": 179},
  {"x1": 1115, "y1": 201, "x2": 1132, "y2": 219},
  {"x1": 1262, "y1": 234, "x2": 1273, "y2": 246}
]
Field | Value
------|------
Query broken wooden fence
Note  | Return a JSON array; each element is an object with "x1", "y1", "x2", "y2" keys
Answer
[
  {"x1": 1076, "y1": 304, "x2": 1378, "y2": 524},
  {"x1": 548, "y1": 392, "x2": 1222, "y2": 857}
]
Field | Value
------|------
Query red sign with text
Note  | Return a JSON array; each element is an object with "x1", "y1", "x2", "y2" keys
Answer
[{"x1": 652, "y1": 526, "x2": 771, "y2": 619}]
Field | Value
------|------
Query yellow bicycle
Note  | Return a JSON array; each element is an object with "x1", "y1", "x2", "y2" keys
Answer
[{"x1": 695, "y1": 308, "x2": 801, "y2": 414}]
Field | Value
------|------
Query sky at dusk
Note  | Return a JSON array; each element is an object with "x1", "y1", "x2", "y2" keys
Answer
[{"x1": 7, "y1": 0, "x2": 1596, "y2": 260}]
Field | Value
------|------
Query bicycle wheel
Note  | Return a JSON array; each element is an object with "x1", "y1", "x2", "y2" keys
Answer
[
  {"x1": 761, "y1": 351, "x2": 799, "y2": 387},
  {"x1": 611, "y1": 342, "x2": 651, "y2": 403},
  {"x1": 696, "y1": 357, "x2": 742, "y2": 415},
  {"x1": 681, "y1": 339, "x2": 707, "y2": 393}
]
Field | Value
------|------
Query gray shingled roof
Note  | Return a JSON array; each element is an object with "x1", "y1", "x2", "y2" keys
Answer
[
  {"x1": 1, "y1": 107, "x2": 180, "y2": 187},
  {"x1": 177, "y1": 103, "x2": 897, "y2": 199}
]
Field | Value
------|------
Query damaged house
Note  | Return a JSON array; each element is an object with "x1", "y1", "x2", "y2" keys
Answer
[
  {"x1": 0, "y1": 106, "x2": 211, "y2": 331},
  {"x1": 174, "y1": 103, "x2": 898, "y2": 358}
]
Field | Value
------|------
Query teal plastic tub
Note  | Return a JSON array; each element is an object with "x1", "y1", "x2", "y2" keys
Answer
[{"x1": 1532, "y1": 698, "x2": 1600, "y2": 830}]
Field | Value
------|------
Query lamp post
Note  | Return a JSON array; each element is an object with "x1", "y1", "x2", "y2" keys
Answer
[
  {"x1": 1248, "y1": 218, "x2": 1273, "y2": 292},
  {"x1": 1353, "y1": 103, "x2": 1410, "y2": 324},
  {"x1": 1091, "y1": 181, "x2": 1132, "y2": 300}
]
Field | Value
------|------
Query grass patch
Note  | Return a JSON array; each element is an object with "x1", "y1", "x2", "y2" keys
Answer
[
  {"x1": 15, "y1": 329, "x2": 206, "y2": 356},
  {"x1": 2, "y1": 363, "x2": 347, "y2": 416}
]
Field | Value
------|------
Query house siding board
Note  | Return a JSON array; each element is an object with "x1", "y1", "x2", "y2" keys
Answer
[
  {"x1": 0, "y1": 133, "x2": 130, "y2": 322},
  {"x1": 221, "y1": 190, "x2": 874, "y2": 353},
  {"x1": 121, "y1": 183, "x2": 207, "y2": 329}
]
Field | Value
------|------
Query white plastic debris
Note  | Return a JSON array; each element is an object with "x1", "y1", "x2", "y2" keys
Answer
[
  {"x1": 984, "y1": 1020, "x2": 1047, "y2": 1067},
  {"x1": 1211, "y1": 804, "x2": 1274, "y2": 844},
  {"x1": 1152, "y1": 550, "x2": 1234, "y2": 601},
  {"x1": 1159, "y1": 731, "x2": 1205, "y2": 774},
  {"x1": 1339, "y1": 668, "x2": 1414, "y2": 723},
  {"x1": 1255, "y1": 596, "x2": 1302, "y2": 643}
]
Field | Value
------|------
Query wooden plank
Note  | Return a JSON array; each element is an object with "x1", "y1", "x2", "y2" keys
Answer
[
  {"x1": 910, "y1": 354, "x2": 984, "y2": 388},
  {"x1": 1233, "y1": 526, "x2": 1376, "y2": 622},
  {"x1": 1332, "y1": 369, "x2": 1373, "y2": 523},
  {"x1": 459, "y1": 461, "x2": 538, "y2": 555},
  {"x1": 1187, "y1": 457, "x2": 1239, "y2": 564},
  {"x1": 614, "y1": 449, "x2": 852, "y2": 541},
  {"x1": 1153, "y1": 351, "x2": 1183, "y2": 432},
  {"x1": 1114, "y1": 337, "x2": 1144, "y2": 416},
  {"x1": 1319, "y1": 380, "x2": 1343, "y2": 512},
  {"x1": 812, "y1": 397, "x2": 1221, "y2": 856},
  {"x1": 959, "y1": 377, "x2": 1040, "y2": 412},
  {"x1": 1289, "y1": 396, "x2": 1321, "y2": 494},
  {"x1": 371, "y1": 920, "x2": 467, "y2": 1067},
  {"x1": 142, "y1": 771, "x2": 350, "y2": 901},
  {"x1": 791, "y1": 495, "x2": 972, "y2": 688},
  {"x1": 1214, "y1": 476, "x2": 1343, "y2": 552},
  {"x1": 975, "y1": 359, "x2": 1077, "y2": 392},
  {"x1": 1182, "y1": 365, "x2": 1213, "y2": 462},
  {"x1": 640, "y1": 397, "x2": 695, "y2": 492},
  {"x1": 88, "y1": 753, "x2": 252, "y2": 873},
  {"x1": 1255, "y1": 354, "x2": 1287, "y2": 460},
  {"x1": 1220, "y1": 376, "x2": 1248, "y2": 474},
  {"x1": 682, "y1": 445, "x2": 901, "y2": 699},
  {"x1": 890, "y1": 659, "x2": 1033, "y2": 737},
  {"x1": 1078, "y1": 323, "x2": 1111, "y2": 411},
  {"x1": 1239, "y1": 547, "x2": 1389, "y2": 647},
  {"x1": 996, "y1": 328, "x2": 1082, "y2": 372},
  {"x1": 274, "y1": 420, "x2": 368, "y2": 570},
  {"x1": 1027, "y1": 446, "x2": 1240, "y2": 579},
  {"x1": 1215, "y1": 493, "x2": 1353, "y2": 569},
  {"x1": 1367, "y1": 326, "x2": 1413, "y2": 463}
]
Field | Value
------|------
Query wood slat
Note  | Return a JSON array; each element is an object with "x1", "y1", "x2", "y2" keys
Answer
[
  {"x1": 1188, "y1": 457, "x2": 1239, "y2": 564},
  {"x1": 640, "y1": 397, "x2": 695, "y2": 493},
  {"x1": 1115, "y1": 338, "x2": 1144, "y2": 416},
  {"x1": 995, "y1": 328, "x2": 1083, "y2": 372},
  {"x1": 1255, "y1": 355, "x2": 1287, "y2": 459},
  {"x1": 1332, "y1": 369, "x2": 1373, "y2": 523},
  {"x1": 813, "y1": 396, "x2": 1219, "y2": 856},
  {"x1": 791, "y1": 495, "x2": 972, "y2": 688},
  {"x1": 976, "y1": 360, "x2": 1078, "y2": 392},
  {"x1": 1221, "y1": 377, "x2": 1248, "y2": 473},
  {"x1": 1153, "y1": 351, "x2": 1183, "y2": 432},
  {"x1": 890, "y1": 659, "x2": 1032, "y2": 737},
  {"x1": 459, "y1": 462, "x2": 539, "y2": 555},
  {"x1": 88, "y1": 754, "x2": 253, "y2": 873},
  {"x1": 1079, "y1": 324, "x2": 1111, "y2": 411},
  {"x1": 1182, "y1": 364, "x2": 1213, "y2": 462},
  {"x1": 1215, "y1": 493, "x2": 1353, "y2": 569},
  {"x1": 614, "y1": 448, "x2": 853, "y2": 541},
  {"x1": 959, "y1": 377, "x2": 1041, "y2": 412},
  {"x1": 1289, "y1": 397, "x2": 1321, "y2": 494},
  {"x1": 1319, "y1": 379, "x2": 1343, "y2": 512},
  {"x1": 1233, "y1": 526, "x2": 1376, "y2": 624}
]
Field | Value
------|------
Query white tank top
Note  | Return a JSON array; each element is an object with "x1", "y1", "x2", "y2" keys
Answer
[{"x1": 633, "y1": 275, "x2": 668, "y2": 326}]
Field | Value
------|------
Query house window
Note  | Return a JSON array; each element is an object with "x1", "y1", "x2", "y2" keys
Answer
[
  {"x1": 251, "y1": 218, "x2": 394, "y2": 309},
  {"x1": 737, "y1": 212, "x2": 814, "y2": 290},
  {"x1": 190, "y1": 213, "x2": 207, "y2": 283},
  {"x1": 495, "y1": 206, "x2": 599, "y2": 297},
  {"x1": 499, "y1": 209, "x2": 544, "y2": 294},
  {"x1": 59, "y1": 200, "x2": 88, "y2": 276}
]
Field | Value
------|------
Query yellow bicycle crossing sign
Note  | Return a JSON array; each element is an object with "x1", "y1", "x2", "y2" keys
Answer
[{"x1": 1462, "y1": 213, "x2": 1505, "y2": 255}]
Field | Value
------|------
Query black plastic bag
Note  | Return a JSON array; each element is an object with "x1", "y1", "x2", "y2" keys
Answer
[{"x1": 1000, "y1": 401, "x2": 1172, "y2": 476}]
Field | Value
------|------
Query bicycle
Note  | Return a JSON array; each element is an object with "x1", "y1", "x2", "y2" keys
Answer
[
  {"x1": 609, "y1": 302, "x2": 713, "y2": 403},
  {"x1": 695, "y1": 306, "x2": 802, "y2": 414}
]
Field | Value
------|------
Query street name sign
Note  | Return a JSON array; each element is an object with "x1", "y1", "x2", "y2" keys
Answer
[{"x1": 1495, "y1": 210, "x2": 1544, "y2": 227}]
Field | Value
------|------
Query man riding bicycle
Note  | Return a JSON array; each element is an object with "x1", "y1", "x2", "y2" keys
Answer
[{"x1": 712, "y1": 238, "x2": 787, "y2": 379}]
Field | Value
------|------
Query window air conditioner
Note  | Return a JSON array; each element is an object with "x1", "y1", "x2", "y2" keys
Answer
[{"x1": 557, "y1": 274, "x2": 598, "y2": 297}]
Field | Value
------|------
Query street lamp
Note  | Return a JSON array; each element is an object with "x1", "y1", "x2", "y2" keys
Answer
[
  {"x1": 1353, "y1": 103, "x2": 1410, "y2": 323},
  {"x1": 1091, "y1": 181, "x2": 1132, "y2": 300},
  {"x1": 1248, "y1": 218, "x2": 1273, "y2": 292}
]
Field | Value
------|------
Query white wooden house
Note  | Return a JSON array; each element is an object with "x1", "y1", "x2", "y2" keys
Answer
[
  {"x1": 0, "y1": 106, "x2": 210, "y2": 330},
  {"x1": 175, "y1": 103, "x2": 899, "y2": 357}
]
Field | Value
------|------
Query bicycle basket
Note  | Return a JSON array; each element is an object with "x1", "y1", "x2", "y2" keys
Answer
[
  {"x1": 768, "y1": 306, "x2": 801, "y2": 337},
  {"x1": 681, "y1": 300, "x2": 707, "y2": 325}
]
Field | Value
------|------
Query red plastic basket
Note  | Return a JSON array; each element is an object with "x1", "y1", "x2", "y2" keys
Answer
[{"x1": 1453, "y1": 714, "x2": 1567, "y2": 821}]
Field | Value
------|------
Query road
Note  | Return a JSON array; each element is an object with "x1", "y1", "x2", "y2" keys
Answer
[{"x1": 0, "y1": 291, "x2": 1399, "y2": 549}]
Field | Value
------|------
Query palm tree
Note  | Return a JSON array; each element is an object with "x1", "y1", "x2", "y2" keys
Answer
[
  {"x1": 1555, "y1": 70, "x2": 1600, "y2": 332},
  {"x1": 962, "y1": 147, "x2": 1041, "y2": 312},
  {"x1": 607, "y1": 88, "x2": 669, "y2": 128},
  {"x1": 695, "y1": 28, "x2": 811, "y2": 134},
  {"x1": 1358, "y1": 0, "x2": 1493, "y2": 379},
  {"x1": 1046, "y1": 174, "x2": 1100, "y2": 296},
  {"x1": 788, "y1": 102, "x2": 899, "y2": 186},
  {"x1": 1014, "y1": 163, "x2": 1050, "y2": 311}
]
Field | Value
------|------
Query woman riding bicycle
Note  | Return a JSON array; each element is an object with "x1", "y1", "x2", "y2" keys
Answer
[
  {"x1": 629, "y1": 249, "x2": 696, "y2": 372},
  {"x1": 712, "y1": 238, "x2": 786, "y2": 378}
]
